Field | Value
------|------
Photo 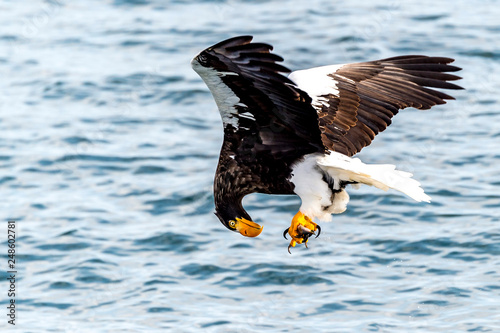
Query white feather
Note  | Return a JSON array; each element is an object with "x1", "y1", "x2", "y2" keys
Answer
[
  {"x1": 317, "y1": 151, "x2": 431, "y2": 203},
  {"x1": 290, "y1": 152, "x2": 431, "y2": 222},
  {"x1": 289, "y1": 154, "x2": 334, "y2": 221},
  {"x1": 191, "y1": 59, "x2": 244, "y2": 130},
  {"x1": 288, "y1": 64, "x2": 345, "y2": 109},
  {"x1": 238, "y1": 111, "x2": 255, "y2": 120}
]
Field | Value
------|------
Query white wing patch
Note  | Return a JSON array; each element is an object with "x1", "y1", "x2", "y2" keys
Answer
[
  {"x1": 288, "y1": 64, "x2": 345, "y2": 110},
  {"x1": 191, "y1": 59, "x2": 246, "y2": 130}
]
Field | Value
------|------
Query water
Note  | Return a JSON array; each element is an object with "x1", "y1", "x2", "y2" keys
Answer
[{"x1": 1, "y1": 0, "x2": 499, "y2": 332}]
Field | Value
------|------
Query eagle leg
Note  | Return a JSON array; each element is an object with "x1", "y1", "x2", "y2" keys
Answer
[{"x1": 285, "y1": 211, "x2": 320, "y2": 253}]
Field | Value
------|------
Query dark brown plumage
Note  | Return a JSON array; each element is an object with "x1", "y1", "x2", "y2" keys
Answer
[{"x1": 314, "y1": 56, "x2": 463, "y2": 156}]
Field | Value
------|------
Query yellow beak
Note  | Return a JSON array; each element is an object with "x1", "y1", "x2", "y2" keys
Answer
[{"x1": 235, "y1": 218, "x2": 263, "y2": 237}]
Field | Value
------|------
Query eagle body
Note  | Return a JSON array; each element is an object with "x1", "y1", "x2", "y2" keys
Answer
[{"x1": 191, "y1": 36, "x2": 462, "y2": 250}]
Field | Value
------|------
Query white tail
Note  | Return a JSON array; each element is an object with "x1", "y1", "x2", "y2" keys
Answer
[{"x1": 317, "y1": 152, "x2": 431, "y2": 203}]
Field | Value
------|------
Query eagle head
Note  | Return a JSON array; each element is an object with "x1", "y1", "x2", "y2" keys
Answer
[{"x1": 214, "y1": 200, "x2": 263, "y2": 238}]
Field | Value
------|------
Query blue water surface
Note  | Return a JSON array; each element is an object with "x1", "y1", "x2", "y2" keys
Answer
[{"x1": 1, "y1": 0, "x2": 499, "y2": 332}]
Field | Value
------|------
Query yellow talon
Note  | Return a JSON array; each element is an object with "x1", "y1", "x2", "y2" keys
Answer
[
  {"x1": 287, "y1": 239, "x2": 297, "y2": 254},
  {"x1": 285, "y1": 211, "x2": 320, "y2": 253}
]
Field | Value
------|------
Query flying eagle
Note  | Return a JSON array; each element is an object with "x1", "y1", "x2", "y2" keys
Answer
[{"x1": 191, "y1": 36, "x2": 462, "y2": 253}]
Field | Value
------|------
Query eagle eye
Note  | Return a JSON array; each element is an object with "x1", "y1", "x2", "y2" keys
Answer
[{"x1": 228, "y1": 220, "x2": 236, "y2": 228}]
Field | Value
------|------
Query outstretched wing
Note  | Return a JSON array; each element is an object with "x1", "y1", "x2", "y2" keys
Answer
[
  {"x1": 289, "y1": 56, "x2": 463, "y2": 156},
  {"x1": 191, "y1": 36, "x2": 324, "y2": 163}
]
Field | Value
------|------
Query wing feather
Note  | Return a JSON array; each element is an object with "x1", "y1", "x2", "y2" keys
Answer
[
  {"x1": 192, "y1": 35, "x2": 325, "y2": 166},
  {"x1": 289, "y1": 56, "x2": 463, "y2": 156}
]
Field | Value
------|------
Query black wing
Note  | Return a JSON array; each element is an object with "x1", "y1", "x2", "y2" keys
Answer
[{"x1": 192, "y1": 35, "x2": 325, "y2": 165}]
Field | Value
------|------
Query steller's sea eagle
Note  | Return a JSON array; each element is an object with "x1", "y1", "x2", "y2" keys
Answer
[{"x1": 191, "y1": 36, "x2": 462, "y2": 253}]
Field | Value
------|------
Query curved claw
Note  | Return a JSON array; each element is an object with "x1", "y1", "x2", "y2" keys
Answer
[
  {"x1": 287, "y1": 244, "x2": 292, "y2": 254},
  {"x1": 283, "y1": 227, "x2": 289, "y2": 240},
  {"x1": 315, "y1": 225, "x2": 321, "y2": 238}
]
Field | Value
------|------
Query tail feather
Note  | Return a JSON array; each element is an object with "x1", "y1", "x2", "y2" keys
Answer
[{"x1": 317, "y1": 152, "x2": 431, "y2": 203}]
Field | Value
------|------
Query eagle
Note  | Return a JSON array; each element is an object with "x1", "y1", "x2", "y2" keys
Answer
[{"x1": 191, "y1": 36, "x2": 462, "y2": 253}]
